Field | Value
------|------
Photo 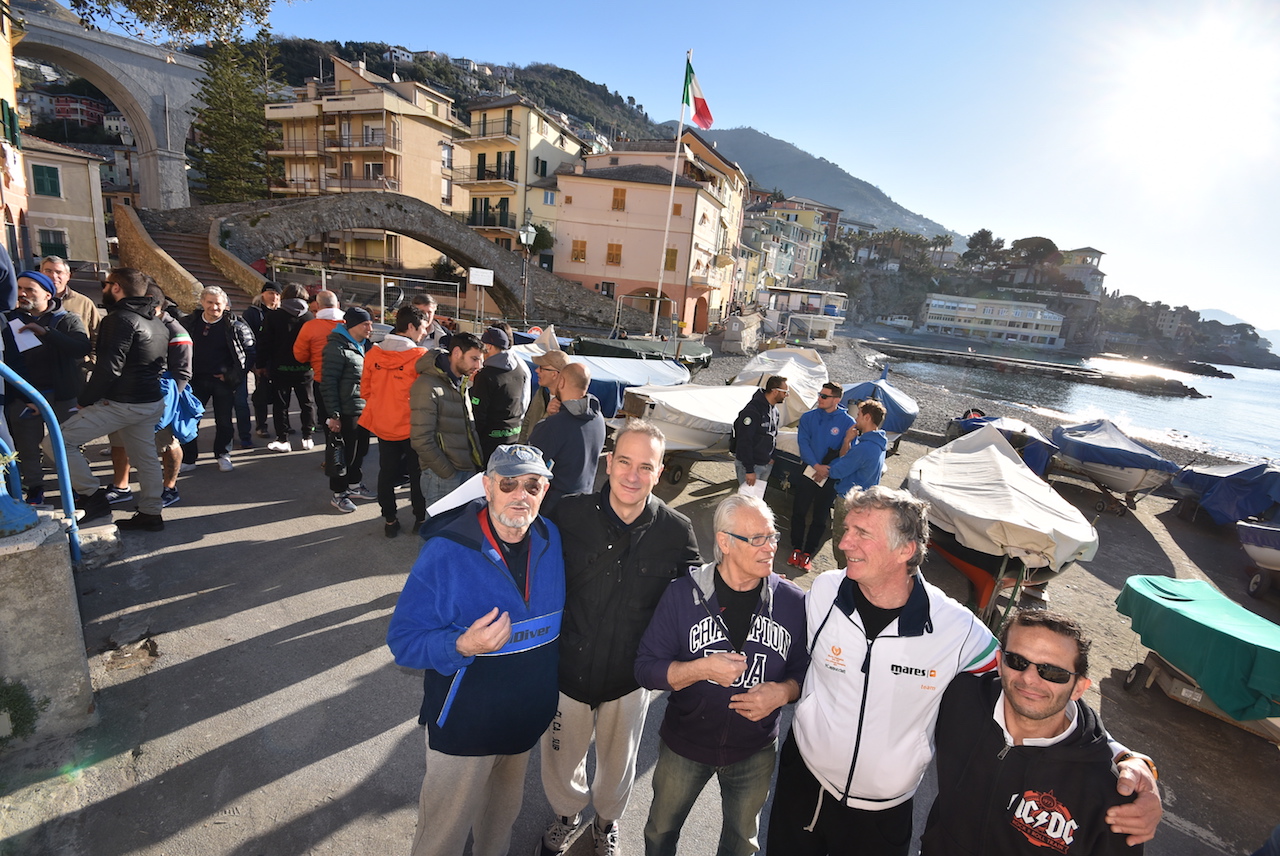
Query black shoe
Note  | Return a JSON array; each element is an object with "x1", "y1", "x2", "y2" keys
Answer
[
  {"x1": 412, "y1": 516, "x2": 426, "y2": 534},
  {"x1": 384, "y1": 519, "x2": 401, "y2": 538},
  {"x1": 75, "y1": 488, "x2": 112, "y2": 523},
  {"x1": 117, "y1": 512, "x2": 165, "y2": 532}
]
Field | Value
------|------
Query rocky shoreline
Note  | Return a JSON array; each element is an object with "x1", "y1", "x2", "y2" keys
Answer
[{"x1": 695, "y1": 334, "x2": 1237, "y2": 469}]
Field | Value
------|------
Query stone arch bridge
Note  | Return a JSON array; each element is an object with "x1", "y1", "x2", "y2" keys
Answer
[{"x1": 139, "y1": 193, "x2": 657, "y2": 332}]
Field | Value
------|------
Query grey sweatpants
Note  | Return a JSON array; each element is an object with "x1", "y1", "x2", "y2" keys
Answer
[{"x1": 539, "y1": 687, "x2": 652, "y2": 824}]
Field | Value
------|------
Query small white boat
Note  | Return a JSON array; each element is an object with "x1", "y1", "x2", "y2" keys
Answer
[
  {"x1": 1051, "y1": 420, "x2": 1179, "y2": 512},
  {"x1": 1238, "y1": 520, "x2": 1280, "y2": 599},
  {"x1": 611, "y1": 384, "x2": 756, "y2": 453}
]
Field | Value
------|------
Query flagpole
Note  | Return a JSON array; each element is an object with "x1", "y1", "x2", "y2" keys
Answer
[{"x1": 652, "y1": 50, "x2": 692, "y2": 338}]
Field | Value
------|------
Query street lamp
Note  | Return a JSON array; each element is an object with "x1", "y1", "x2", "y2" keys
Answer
[{"x1": 518, "y1": 219, "x2": 537, "y2": 325}]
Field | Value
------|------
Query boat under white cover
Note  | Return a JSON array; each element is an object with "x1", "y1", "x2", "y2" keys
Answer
[
  {"x1": 1238, "y1": 520, "x2": 1280, "y2": 572},
  {"x1": 610, "y1": 383, "x2": 757, "y2": 452},
  {"x1": 908, "y1": 424, "x2": 1099, "y2": 571}
]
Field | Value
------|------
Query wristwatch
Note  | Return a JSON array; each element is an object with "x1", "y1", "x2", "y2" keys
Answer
[{"x1": 1114, "y1": 751, "x2": 1158, "y2": 781}]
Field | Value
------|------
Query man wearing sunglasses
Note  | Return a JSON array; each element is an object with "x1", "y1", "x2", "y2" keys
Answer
[
  {"x1": 922, "y1": 608, "x2": 1147, "y2": 855},
  {"x1": 788, "y1": 382, "x2": 855, "y2": 572},
  {"x1": 387, "y1": 444, "x2": 564, "y2": 856},
  {"x1": 768, "y1": 486, "x2": 1161, "y2": 855}
]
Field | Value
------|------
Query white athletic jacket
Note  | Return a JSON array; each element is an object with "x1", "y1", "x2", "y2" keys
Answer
[{"x1": 794, "y1": 570, "x2": 999, "y2": 810}]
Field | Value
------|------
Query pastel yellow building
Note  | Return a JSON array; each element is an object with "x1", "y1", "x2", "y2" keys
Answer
[
  {"x1": 2, "y1": 14, "x2": 30, "y2": 262},
  {"x1": 455, "y1": 94, "x2": 585, "y2": 253},
  {"x1": 22, "y1": 133, "x2": 109, "y2": 265},
  {"x1": 266, "y1": 56, "x2": 467, "y2": 272}
]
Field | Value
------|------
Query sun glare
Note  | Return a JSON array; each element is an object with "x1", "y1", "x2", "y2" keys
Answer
[{"x1": 1097, "y1": 9, "x2": 1280, "y2": 193}]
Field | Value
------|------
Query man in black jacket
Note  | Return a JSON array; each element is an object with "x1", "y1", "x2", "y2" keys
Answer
[
  {"x1": 733, "y1": 376, "x2": 788, "y2": 489},
  {"x1": 471, "y1": 326, "x2": 525, "y2": 464},
  {"x1": 179, "y1": 286, "x2": 255, "y2": 473},
  {"x1": 2, "y1": 270, "x2": 91, "y2": 505},
  {"x1": 922, "y1": 609, "x2": 1151, "y2": 856},
  {"x1": 535, "y1": 419, "x2": 701, "y2": 856},
  {"x1": 59, "y1": 268, "x2": 169, "y2": 529}
]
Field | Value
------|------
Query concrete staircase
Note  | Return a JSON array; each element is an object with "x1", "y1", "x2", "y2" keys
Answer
[{"x1": 147, "y1": 231, "x2": 253, "y2": 314}]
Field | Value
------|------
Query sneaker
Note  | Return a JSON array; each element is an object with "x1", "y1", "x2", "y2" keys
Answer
[
  {"x1": 537, "y1": 814, "x2": 582, "y2": 855},
  {"x1": 268, "y1": 440, "x2": 291, "y2": 453},
  {"x1": 300, "y1": 437, "x2": 315, "y2": 451},
  {"x1": 161, "y1": 487, "x2": 181, "y2": 507},
  {"x1": 238, "y1": 438, "x2": 255, "y2": 450},
  {"x1": 75, "y1": 488, "x2": 112, "y2": 524},
  {"x1": 346, "y1": 483, "x2": 376, "y2": 500},
  {"x1": 98, "y1": 446, "x2": 114, "y2": 458},
  {"x1": 384, "y1": 519, "x2": 401, "y2": 538},
  {"x1": 799, "y1": 552, "x2": 813, "y2": 572},
  {"x1": 105, "y1": 485, "x2": 134, "y2": 504},
  {"x1": 592, "y1": 819, "x2": 618, "y2": 856},
  {"x1": 24, "y1": 486, "x2": 46, "y2": 507},
  {"x1": 217, "y1": 454, "x2": 234, "y2": 472},
  {"x1": 116, "y1": 511, "x2": 164, "y2": 532},
  {"x1": 331, "y1": 492, "x2": 357, "y2": 513},
  {"x1": 413, "y1": 516, "x2": 427, "y2": 536},
  {"x1": 255, "y1": 426, "x2": 271, "y2": 438},
  {"x1": 787, "y1": 548, "x2": 803, "y2": 567},
  {"x1": 179, "y1": 462, "x2": 198, "y2": 474}
]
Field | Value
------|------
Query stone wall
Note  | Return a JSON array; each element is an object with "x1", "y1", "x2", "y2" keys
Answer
[{"x1": 116, "y1": 205, "x2": 204, "y2": 312}]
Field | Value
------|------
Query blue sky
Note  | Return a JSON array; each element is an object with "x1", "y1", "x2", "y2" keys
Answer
[{"x1": 267, "y1": 0, "x2": 1280, "y2": 332}]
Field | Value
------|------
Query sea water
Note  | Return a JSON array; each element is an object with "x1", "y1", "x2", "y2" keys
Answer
[{"x1": 893, "y1": 357, "x2": 1280, "y2": 464}]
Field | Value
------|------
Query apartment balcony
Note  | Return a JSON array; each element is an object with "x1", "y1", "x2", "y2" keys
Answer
[
  {"x1": 466, "y1": 117, "x2": 520, "y2": 142},
  {"x1": 270, "y1": 138, "x2": 325, "y2": 156},
  {"x1": 454, "y1": 210, "x2": 519, "y2": 230},
  {"x1": 452, "y1": 164, "x2": 519, "y2": 187},
  {"x1": 325, "y1": 131, "x2": 402, "y2": 151},
  {"x1": 325, "y1": 176, "x2": 402, "y2": 191}
]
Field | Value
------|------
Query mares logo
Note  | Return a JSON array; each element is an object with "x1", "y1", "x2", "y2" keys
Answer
[
  {"x1": 889, "y1": 663, "x2": 936, "y2": 678},
  {"x1": 1011, "y1": 790, "x2": 1078, "y2": 852}
]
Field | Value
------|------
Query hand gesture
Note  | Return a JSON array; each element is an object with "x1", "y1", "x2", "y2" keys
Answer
[
  {"x1": 702, "y1": 651, "x2": 747, "y2": 687},
  {"x1": 455, "y1": 607, "x2": 512, "y2": 657},
  {"x1": 729, "y1": 682, "x2": 789, "y2": 721}
]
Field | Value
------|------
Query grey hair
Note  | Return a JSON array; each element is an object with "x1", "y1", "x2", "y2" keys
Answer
[
  {"x1": 613, "y1": 418, "x2": 667, "y2": 459},
  {"x1": 200, "y1": 285, "x2": 228, "y2": 302},
  {"x1": 712, "y1": 493, "x2": 775, "y2": 564},
  {"x1": 41, "y1": 255, "x2": 69, "y2": 270},
  {"x1": 841, "y1": 485, "x2": 930, "y2": 573},
  {"x1": 412, "y1": 292, "x2": 438, "y2": 309}
]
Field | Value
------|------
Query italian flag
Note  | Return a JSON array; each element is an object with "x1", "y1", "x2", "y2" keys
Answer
[{"x1": 683, "y1": 60, "x2": 713, "y2": 130}]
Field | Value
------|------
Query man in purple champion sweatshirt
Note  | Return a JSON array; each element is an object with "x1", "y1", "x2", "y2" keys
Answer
[{"x1": 634, "y1": 493, "x2": 809, "y2": 856}]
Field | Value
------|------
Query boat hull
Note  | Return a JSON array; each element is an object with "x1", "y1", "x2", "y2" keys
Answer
[
  {"x1": 1057, "y1": 454, "x2": 1172, "y2": 494},
  {"x1": 1237, "y1": 521, "x2": 1280, "y2": 571}
]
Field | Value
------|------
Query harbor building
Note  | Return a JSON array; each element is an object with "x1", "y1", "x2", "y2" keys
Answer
[{"x1": 919, "y1": 292, "x2": 1065, "y2": 350}]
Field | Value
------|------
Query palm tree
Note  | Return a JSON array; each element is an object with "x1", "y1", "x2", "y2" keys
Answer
[{"x1": 931, "y1": 234, "x2": 951, "y2": 266}]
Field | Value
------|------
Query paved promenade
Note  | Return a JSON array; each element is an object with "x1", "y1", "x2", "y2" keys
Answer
[{"x1": 1, "y1": 426, "x2": 1275, "y2": 855}]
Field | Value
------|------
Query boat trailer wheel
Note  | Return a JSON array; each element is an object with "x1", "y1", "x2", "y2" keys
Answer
[
  {"x1": 1124, "y1": 662, "x2": 1148, "y2": 692},
  {"x1": 666, "y1": 461, "x2": 686, "y2": 485},
  {"x1": 1247, "y1": 567, "x2": 1270, "y2": 599}
]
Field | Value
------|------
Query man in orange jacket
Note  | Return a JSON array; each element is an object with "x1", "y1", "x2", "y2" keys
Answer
[{"x1": 358, "y1": 304, "x2": 430, "y2": 537}]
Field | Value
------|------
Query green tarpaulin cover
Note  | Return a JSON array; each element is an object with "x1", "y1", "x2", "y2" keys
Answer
[{"x1": 1116, "y1": 576, "x2": 1280, "y2": 721}]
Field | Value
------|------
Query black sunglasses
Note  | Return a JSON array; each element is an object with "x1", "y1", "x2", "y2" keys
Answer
[
  {"x1": 497, "y1": 477, "x2": 545, "y2": 495},
  {"x1": 1002, "y1": 651, "x2": 1081, "y2": 684},
  {"x1": 818, "y1": 393, "x2": 840, "y2": 399}
]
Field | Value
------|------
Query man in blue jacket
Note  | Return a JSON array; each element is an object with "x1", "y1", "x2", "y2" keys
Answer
[
  {"x1": 386, "y1": 444, "x2": 564, "y2": 856},
  {"x1": 635, "y1": 493, "x2": 808, "y2": 856},
  {"x1": 788, "y1": 382, "x2": 855, "y2": 572},
  {"x1": 828, "y1": 399, "x2": 888, "y2": 568},
  {"x1": 528, "y1": 361, "x2": 605, "y2": 512}
]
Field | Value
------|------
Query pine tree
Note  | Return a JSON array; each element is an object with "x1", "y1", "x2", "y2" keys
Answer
[{"x1": 187, "y1": 34, "x2": 275, "y2": 203}]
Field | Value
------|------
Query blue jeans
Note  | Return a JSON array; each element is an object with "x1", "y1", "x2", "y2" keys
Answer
[
  {"x1": 734, "y1": 460, "x2": 773, "y2": 487},
  {"x1": 644, "y1": 738, "x2": 777, "y2": 856},
  {"x1": 1253, "y1": 825, "x2": 1280, "y2": 856},
  {"x1": 421, "y1": 467, "x2": 473, "y2": 510}
]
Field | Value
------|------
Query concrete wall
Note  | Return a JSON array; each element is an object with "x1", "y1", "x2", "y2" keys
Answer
[{"x1": 0, "y1": 517, "x2": 97, "y2": 746}]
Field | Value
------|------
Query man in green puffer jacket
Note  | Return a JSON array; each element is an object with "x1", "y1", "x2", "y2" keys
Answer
[
  {"x1": 320, "y1": 308, "x2": 373, "y2": 513},
  {"x1": 410, "y1": 330, "x2": 485, "y2": 510}
]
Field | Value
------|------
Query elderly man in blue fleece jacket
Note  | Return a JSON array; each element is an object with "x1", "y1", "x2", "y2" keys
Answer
[
  {"x1": 386, "y1": 444, "x2": 565, "y2": 856},
  {"x1": 635, "y1": 493, "x2": 808, "y2": 856}
]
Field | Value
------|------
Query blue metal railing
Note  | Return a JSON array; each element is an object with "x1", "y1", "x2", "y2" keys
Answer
[{"x1": 0, "y1": 363, "x2": 82, "y2": 562}]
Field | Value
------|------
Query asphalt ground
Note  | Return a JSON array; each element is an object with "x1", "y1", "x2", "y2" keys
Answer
[{"x1": 1, "y1": 420, "x2": 1277, "y2": 855}]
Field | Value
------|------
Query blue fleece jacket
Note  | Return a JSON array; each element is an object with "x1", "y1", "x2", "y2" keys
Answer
[
  {"x1": 828, "y1": 428, "x2": 887, "y2": 495},
  {"x1": 798, "y1": 405, "x2": 857, "y2": 468},
  {"x1": 386, "y1": 498, "x2": 565, "y2": 756}
]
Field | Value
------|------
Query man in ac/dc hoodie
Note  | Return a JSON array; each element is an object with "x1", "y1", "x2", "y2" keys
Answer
[
  {"x1": 634, "y1": 494, "x2": 808, "y2": 856},
  {"x1": 921, "y1": 608, "x2": 1146, "y2": 856}
]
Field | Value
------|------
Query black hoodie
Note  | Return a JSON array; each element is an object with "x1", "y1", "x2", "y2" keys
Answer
[
  {"x1": 256, "y1": 298, "x2": 314, "y2": 379},
  {"x1": 921, "y1": 671, "x2": 1139, "y2": 856}
]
